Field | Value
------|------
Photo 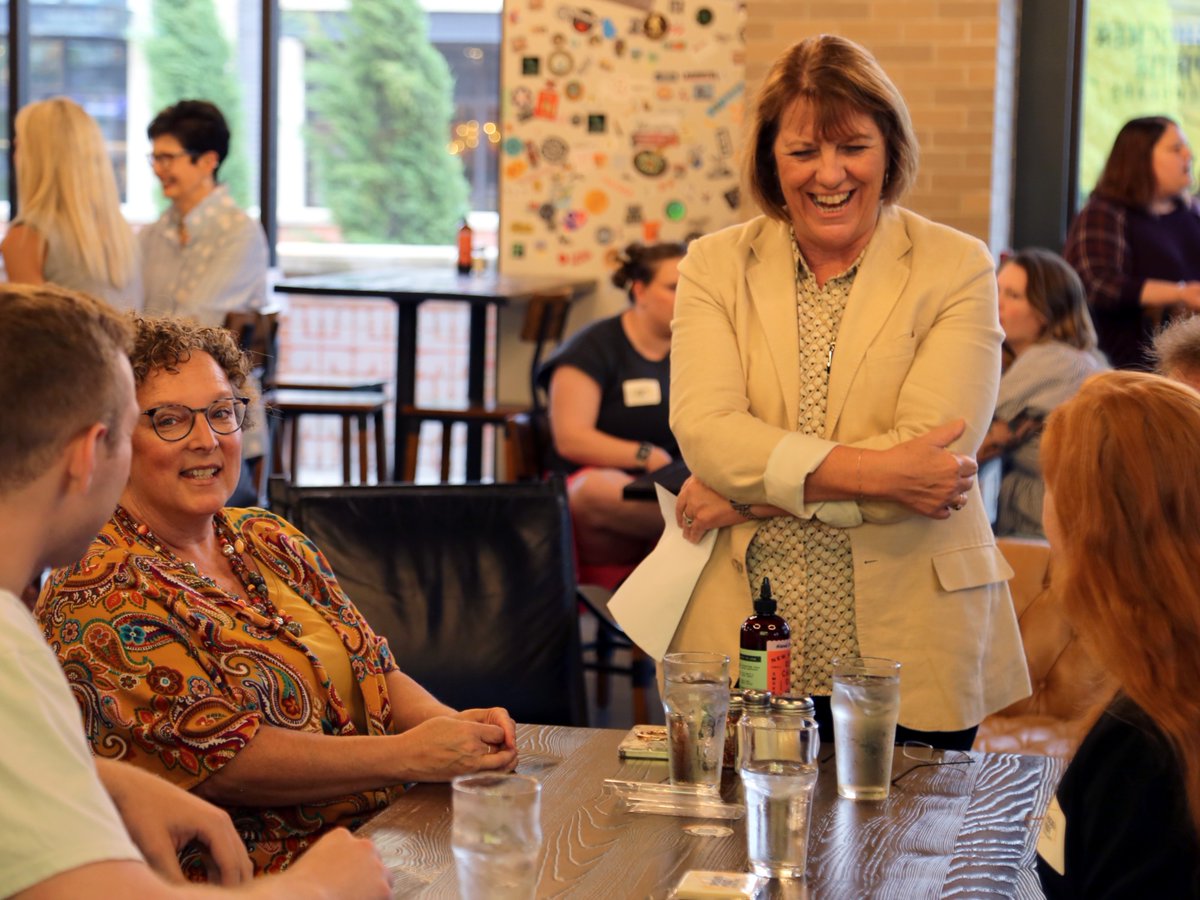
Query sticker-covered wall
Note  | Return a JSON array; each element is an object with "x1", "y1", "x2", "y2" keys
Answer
[{"x1": 499, "y1": 0, "x2": 747, "y2": 278}]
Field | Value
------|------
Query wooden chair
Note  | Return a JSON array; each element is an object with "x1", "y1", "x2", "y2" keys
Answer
[
  {"x1": 400, "y1": 290, "x2": 571, "y2": 482},
  {"x1": 265, "y1": 388, "x2": 388, "y2": 485},
  {"x1": 973, "y1": 537, "x2": 1116, "y2": 757},
  {"x1": 224, "y1": 307, "x2": 390, "y2": 487}
]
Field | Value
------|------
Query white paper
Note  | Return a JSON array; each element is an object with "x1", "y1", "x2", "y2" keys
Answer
[{"x1": 608, "y1": 484, "x2": 718, "y2": 661}]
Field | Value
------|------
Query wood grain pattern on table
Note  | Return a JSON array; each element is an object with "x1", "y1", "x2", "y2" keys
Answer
[{"x1": 360, "y1": 724, "x2": 1058, "y2": 899}]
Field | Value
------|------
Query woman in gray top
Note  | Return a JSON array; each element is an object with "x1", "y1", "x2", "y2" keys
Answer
[
  {"x1": 981, "y1": 248, "x2": 1107, "y2": 537},
  {"x1": 1, "y1": 97, "x2": 141, "y2": 308}
]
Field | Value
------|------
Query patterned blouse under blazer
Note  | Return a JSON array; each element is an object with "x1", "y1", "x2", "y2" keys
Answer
[{"x1": 35, "y1": 507, "x2": 400, "y2": 875}]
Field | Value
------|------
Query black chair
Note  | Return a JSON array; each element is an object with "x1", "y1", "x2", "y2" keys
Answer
[{"x1": 272, "y1": 477, "x2": 588, "y2": 727}]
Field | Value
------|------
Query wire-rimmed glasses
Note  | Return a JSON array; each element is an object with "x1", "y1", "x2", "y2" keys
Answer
[
  {"x1": 146, "y1": 150, "x2": 193, "y2": 168},
  {"x1": 141, "y1": 398, "x2": 249, "y2": 442},
  {"x1": 890, "y1": 741, "x2": 975, "y2": 787}
]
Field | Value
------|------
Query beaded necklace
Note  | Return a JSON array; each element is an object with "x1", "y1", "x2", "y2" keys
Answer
[{"x1": 112, "y1": 505, "x2": 303, "y2": 637}]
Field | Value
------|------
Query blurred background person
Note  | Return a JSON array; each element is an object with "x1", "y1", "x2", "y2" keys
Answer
[
  {"x1": 668, "y1": 35, "x2": 1028, "y2": 750},
  {"x1": 1, "y1": 285, "x2": 389, "y2": 899},
  {"x1": 979, "y1": 248, "x2": 1107, "y2": 537},
  {"x1": 0, "y1": 97, "x2": 141, "y2": 308},
  {"x1": 540, "y1": 241, "x2": 686, "y2": 573},
  {"x1": 37, "y1": 315, "x2": 516, "y2": 877},
  {"x1": 141, "y1": 99, "x2": 267, "y2": 326},
  {"x1": 1152, "y1": 312, "x2": 1200, "y2": 391},
  {"x1": 1064, "y1": 116, "x2": 1200, "y2": 370},
  {"x1": 141, "y1": 99, "x2": 270, "y2": 504},
  {"x1": 1037, "y1": 370, "x2": 1200, "y2": 896}
]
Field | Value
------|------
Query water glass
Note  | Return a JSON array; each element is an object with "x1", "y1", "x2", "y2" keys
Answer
[
  {"x1": 831, "y1": 656, "x2": 901, "y2": 801},
  {"x1": 662, "y1": 651, "x2": 730, "y2": 789},
  {"x1": 740, "y1": 710, "x2": 820, "y2": 879},
  {"x1": 451, "y1": 773, "x2": 542, "y2": 899}
]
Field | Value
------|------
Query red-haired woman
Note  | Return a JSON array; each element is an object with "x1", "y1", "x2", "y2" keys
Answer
[{"x1": 1038, "y1": 370, "x2": 1200, "y2": 896}]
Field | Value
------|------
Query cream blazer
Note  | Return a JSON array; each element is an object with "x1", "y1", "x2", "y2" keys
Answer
[{"x1": 668, "y1": 208, "x2": 1031, "y2": 732}]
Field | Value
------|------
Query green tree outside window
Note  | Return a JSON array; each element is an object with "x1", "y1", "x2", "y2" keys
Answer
[
  {"x1": 304, "y1": 0, "x2": 469, "y2": 244},
  {"x1": 143, "y1": 0, "x2": 252, "y2": 211}
]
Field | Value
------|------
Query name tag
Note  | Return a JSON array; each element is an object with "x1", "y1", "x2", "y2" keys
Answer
[
  {"x1": 623, "y1": 378, "x2": 662, "y2": 407},
  {"x1": 1036, "y1": 794, "x2": 1067, "y2": 876}
]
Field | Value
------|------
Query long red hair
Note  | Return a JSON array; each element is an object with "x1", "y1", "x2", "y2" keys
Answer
[{"x1": 1042, "y1": 370, "x2": 1200, "y2": 833}]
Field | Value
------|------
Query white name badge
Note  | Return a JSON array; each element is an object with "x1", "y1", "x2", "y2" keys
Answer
[
  {"x1": 623, "y1": 378, "x2": 662, "y2": 407},
  {"x1": 1036, "y1": 794, "x2": 1067, "y2": 876}
]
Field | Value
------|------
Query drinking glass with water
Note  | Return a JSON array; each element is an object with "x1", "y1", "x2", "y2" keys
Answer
[
  {"x1": 831, "y1": 656, "x2": 901, "y2": 801},
  {"x1": 740, "y1": 700, "x2": 820, "y2": 880},
  {"x1": 451, "y1": 773, "x2": 542, "y2": 900},
  {"x1": 661, "y1": 651, "x2": 730, "y2": 790}
]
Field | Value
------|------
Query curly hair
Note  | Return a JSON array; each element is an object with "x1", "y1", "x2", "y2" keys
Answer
[{"x1": 130, "y1": 314, "x2": 252, "y2": 396}]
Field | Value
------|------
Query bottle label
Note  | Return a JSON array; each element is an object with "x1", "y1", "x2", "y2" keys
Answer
[{"x1": 739, "y1": 638, "x2": 791, "y2": 693}]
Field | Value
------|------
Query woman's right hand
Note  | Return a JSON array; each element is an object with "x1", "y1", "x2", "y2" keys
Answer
[
  {"x1": 280, "y1": 828, "x2": 393, "y2": 900},
  {"x1": 395, "y1": 715, "x2": 519, "y2": 782},
  {"x1": 876, "y1": 419, "x2": 977, "y2": 518}
]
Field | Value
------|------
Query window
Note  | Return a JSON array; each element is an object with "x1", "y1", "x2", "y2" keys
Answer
[{"x1": 1077, "y1": 0, "x2": 1200, "y2": 203}]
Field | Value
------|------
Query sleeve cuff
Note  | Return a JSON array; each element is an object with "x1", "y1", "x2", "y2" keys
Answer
[{"x1": 763, "y1": 432, "x2": 862, "y2": 527}]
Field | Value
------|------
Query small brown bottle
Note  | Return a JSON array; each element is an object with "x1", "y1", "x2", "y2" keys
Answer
[
  {"x1": 456, "y1": 218, "x2": 473, "y2": 275},
  {"x1": 738, "y1": 577, "x2": 791, "y2": 694}
]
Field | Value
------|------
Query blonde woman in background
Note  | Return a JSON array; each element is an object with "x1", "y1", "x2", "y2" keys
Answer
[{"x1": 1, "y1": 97, "x2": 141, "y2": 307}]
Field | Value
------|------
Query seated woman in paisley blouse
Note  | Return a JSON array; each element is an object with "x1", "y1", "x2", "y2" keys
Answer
[{"x1": 36, "y1": 315, "x2": 516, "y2": 876}]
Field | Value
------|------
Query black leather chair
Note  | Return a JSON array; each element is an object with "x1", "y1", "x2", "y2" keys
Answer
[{"x1": 272, "y1": 478, "x2": 588, "y2": 726}]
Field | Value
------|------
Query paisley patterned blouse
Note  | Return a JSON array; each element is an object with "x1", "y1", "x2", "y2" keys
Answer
[{"x1": 35, "y1": 507, "x2": 401, "y2": 875}]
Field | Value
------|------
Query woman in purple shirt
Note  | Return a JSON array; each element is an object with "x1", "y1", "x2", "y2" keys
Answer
[{"x1": 1064, "y1": 116, "x2": 1200, "y2": 369}]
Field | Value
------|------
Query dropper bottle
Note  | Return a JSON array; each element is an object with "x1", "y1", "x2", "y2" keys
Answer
[{"x1": 738, "y1": 577, "x2": 792, "y2": 694}]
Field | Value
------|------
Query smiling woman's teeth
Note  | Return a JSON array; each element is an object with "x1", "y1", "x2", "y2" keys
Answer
[
  {"x1": 183, "y1": 467, "x2": 219, "y2": 479},
  {"x1": 812, "y1": 191, "x2": 852, "y2": 210}
]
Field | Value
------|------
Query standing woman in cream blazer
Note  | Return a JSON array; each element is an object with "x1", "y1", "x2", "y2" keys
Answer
[{"x1": 669, "y1": 35, "x2": 1030, "y2": 749}]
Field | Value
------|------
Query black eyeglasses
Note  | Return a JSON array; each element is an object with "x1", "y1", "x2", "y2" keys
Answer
[
  {"x1": 141, "y1": 398, "x2": 249, "y2": 442},
  {"x1": 890, "y1": 741, "x2": 975, "y2": 787}
]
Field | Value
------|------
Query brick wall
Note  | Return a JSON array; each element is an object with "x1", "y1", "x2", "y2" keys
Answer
[{"x1": 743, "y1": 0, "x2": 1018, "y2": 252}]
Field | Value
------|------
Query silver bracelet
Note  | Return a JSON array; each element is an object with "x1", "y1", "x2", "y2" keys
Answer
[{"x1": 730, "y1": 499, "x2": 761, "y2": 520}]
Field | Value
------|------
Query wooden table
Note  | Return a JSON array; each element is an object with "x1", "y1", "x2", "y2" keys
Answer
[
  {"x1": 274, "y1": 268, "x2": 595, "y2": 480},
  {"x1": 361, "y1": 724, "x2": 1062, "y2": 898}
]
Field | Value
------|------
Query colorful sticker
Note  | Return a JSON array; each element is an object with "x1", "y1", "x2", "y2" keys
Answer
[
  {"x1": 697, "y1": 7, "x2": 714, "y2": 25},
  {"x1": 587, "y1": 113, "x2": 607, "y2": 133},
  {"x1": 563, "y1": 210, "x2": 588, "y2": 231},
  {"x1": 541, "y1": 136, "x2": 569, "y2": 163},
  {"x1": 548, "y1": 49, "x2": 574, "y2": 76},
  {"x1": 723, "y1": 187, "x2": 741, "y2": 209},
  {"x1": 643, "y1": 220, "x2": 662, "y2": 241},
  {"x1": 522, "y1": 56, "x2": 541, "y2": 76},
  {"x1": 536, "y1": 84, "x2": 560, "y2": 119},
  {"x1": 503, "y1": 136, "x2": 525, "y2": 156},
  {"x1": 633, "y1": 149, "x2": 667, "y2": 176},
  {"x1": 559, "y1": 5, "x2": 596, "y2": 33},
  {"x1": 565, "y1": 81, "x2": 584, "y2": 100},
  {"x1": 596, "y1": 226, "x2": 614, "y2": 245},
  {"x1": 666, "y1": 200, "x2": 686, "y2": 220},
  {"x1": 643, "y1": 12, "x2": 668, "y2": 40},
  {"x1": 626, "y1": 204, "x2": 643, "y2": 224},
  {"x1": 513, "y1": 243, "x2": 526, "y2": 258},
  {"x1": 584, "y1": 189, "x2": 609, "y2": 214}
]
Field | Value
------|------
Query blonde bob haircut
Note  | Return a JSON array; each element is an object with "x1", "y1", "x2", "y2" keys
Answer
[
  {"x1": 14, "y1": 97, "x2": 136, "y2": 291},
  {"x1": 745, "y1": 34, "x2": 919, "y2": 221},
  {"x1": 1042, "y1": 370, "x2": 1200, "y2": 836}
]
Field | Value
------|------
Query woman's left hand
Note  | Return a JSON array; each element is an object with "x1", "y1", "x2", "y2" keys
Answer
[
  {"x1": 675, "y1": 476, "x2": 743, "y2": 542},
  {"x1": 455, "y1": 707, "x2": 517, "y2": 752}
]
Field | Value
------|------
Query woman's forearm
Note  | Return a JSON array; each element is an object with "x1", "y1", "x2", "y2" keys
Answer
[{"x1": 192, "y1": 726, "x2": 411, "y2": 805}]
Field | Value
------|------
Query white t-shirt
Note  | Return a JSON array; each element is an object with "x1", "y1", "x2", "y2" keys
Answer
[{"x1": 0, "y1": 588, "x2": 142, "y2": 895}]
